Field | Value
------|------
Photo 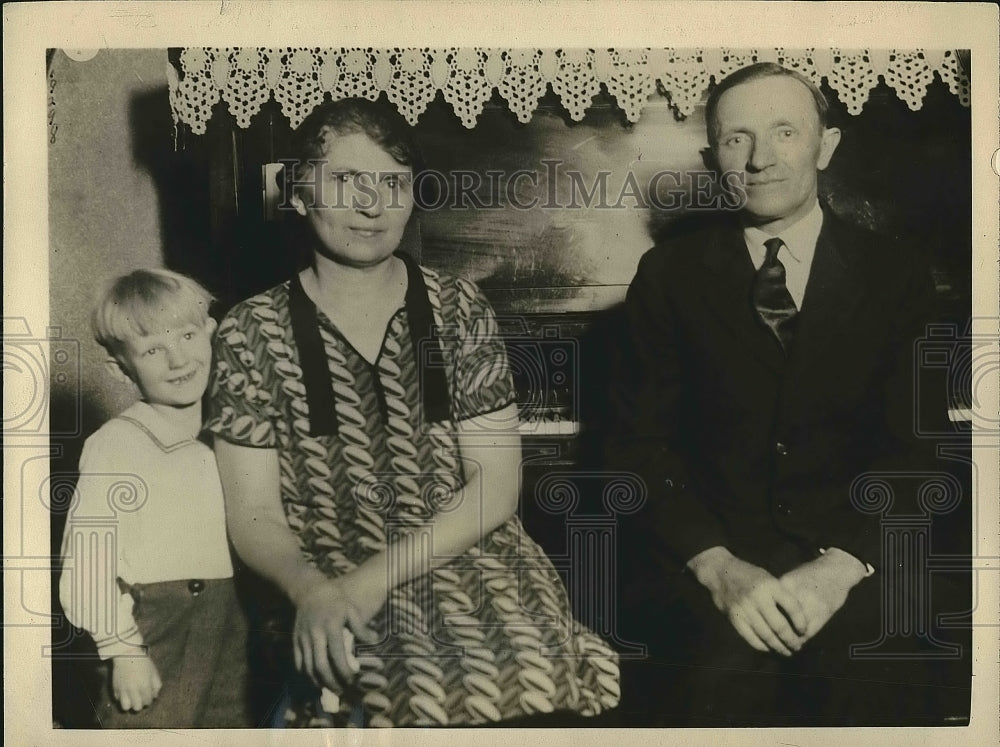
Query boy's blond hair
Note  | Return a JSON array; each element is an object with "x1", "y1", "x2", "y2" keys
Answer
[{"x1": 92, "y1": 268, "x2": 215, "y2": 358}]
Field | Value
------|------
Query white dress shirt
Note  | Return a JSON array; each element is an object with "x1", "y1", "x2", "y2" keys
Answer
[
  {"x1": 59, "y1": 401, "x2": 233, "y2": 657},
  {"x1": 743, "y1": 201, "x2": 824, "y2": 310}
]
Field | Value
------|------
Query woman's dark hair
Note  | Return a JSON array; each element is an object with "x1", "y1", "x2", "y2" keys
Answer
[
  {"x1": 283, "y1": 97, "x2": 422, "y2": 196},
  {"x1": 704, "y1": 62, "x2": 831, "y2": 147}
]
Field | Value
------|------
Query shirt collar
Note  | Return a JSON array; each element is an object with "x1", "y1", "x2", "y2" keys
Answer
[
  {"x1": 743, "y1": 201, "x2": 824, "y2": 265},
  {"x1": 116, "y1": 400, "x2": 199, "y2": 452}
]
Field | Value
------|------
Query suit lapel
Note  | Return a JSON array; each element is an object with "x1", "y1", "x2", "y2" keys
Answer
[
  {"x1": 699, "y1": 221, "x2": 786, "y2": 374},
  {"x1": 784, "y1": 211, "x2": 865, "y2": 378}
]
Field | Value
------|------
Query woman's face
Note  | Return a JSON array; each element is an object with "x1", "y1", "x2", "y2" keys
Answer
[{"x1": 292, "y1": 131, "x2": 414, "y2": 268}]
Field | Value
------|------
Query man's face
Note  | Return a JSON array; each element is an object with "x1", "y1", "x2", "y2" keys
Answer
[
  {"x1": 712, "y1": 76, "x2": 841, "y2": 234},
  {"x1": 292, "y1": 131, "x2": 414, "y2": 269}
]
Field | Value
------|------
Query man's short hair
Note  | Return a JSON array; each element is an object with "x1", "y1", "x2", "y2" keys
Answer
[
  {"x1": 92, "y1": 268, "x2": 214, "y2": 358},
  {"x1": 705, "y1": 62, "x2": 831, "y2": 147},
  {"x1": 283, "y1": 97, "x2": 421, "y2": 198}
]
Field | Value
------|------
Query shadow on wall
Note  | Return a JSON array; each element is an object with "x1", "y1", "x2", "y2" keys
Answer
[
  {"x1": 49, "y1": 390, "x2": 107, "y2": 727},
  {"x1": 130, "y1": 85, "x2": 310, "y2": 314},
  {"x1": 128, "y1": 85, "x2": 219, "y2": 300}
]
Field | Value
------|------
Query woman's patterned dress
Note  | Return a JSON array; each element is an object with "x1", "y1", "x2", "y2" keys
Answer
[{"x1": 206, "y1": 254, "x2": 620, "y2": 726}]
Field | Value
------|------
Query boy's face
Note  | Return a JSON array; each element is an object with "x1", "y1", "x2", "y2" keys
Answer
[{"x1": 117, "y1": 318, "x2": 216, "y2": 409}]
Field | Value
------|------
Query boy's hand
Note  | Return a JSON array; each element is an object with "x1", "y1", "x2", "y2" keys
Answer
[{"x1": 111, "y1": 653, "x2": 162, "y2": 712}]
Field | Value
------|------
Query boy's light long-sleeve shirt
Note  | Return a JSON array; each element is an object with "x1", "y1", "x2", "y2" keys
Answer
[{"x1": 58, "y1": 401, "x2": 234, "y2": 658}]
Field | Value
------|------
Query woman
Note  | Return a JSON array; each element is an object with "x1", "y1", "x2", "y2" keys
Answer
[{"x1": 207, "y1": 98, "x2": 620, "y2": 727}]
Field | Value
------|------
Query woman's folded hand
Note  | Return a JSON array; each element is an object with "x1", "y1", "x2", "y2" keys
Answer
[{"x1": 292, "y1": 573, "x2": 384, "y2": 689}]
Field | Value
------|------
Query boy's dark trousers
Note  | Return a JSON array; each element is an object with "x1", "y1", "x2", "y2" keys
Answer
[{"x1": 95, "y1": 577, "x2": 254, "y2": 728}]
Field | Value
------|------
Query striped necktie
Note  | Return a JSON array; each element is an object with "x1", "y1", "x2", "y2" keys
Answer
[{"x1": 752, "y1": 237, "x2": 798, "y2": 351}]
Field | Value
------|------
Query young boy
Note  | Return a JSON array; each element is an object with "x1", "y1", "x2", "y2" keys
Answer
[{"x1": 58, "y1": 268, "x2": 253, "y2": 728}]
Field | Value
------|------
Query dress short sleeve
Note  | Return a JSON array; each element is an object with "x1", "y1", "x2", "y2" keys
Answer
[
  {"x1": 449, "y1": 280, "x2": 516, "y2": 422},
  {"x1": 204, "y1": 303, "x2": 281, "y2": 449}
]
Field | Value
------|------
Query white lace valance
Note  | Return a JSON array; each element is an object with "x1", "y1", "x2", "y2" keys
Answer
[{"x1": 168, "y1": 48, "x2": 970, "y2": 134}]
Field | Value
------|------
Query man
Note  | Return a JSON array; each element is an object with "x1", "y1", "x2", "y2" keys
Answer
[{"x1": 608, "y1": 62, "x2": 956, "y2": 725}]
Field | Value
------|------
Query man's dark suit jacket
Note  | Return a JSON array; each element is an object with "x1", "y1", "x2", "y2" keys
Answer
[{"x1": 608, "y1": 206, "x2": 941, "y2": 581}]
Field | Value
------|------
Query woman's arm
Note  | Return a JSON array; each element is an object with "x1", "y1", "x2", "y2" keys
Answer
[
  {"x1": 215, "y1": 440, "x2": 371, "y2": 688},
  {"x1": 214, "y1": 441, "x2": 328, "y2": 605},
  {"x1": 218, "y1": 404, "x2": 521, "y2": 690},
  {"x1": 347, "y1": 402, "x2": 522, "y2": 593},
  {"x1": 305, "y1": 403, "x2": 522, "y2": 655}
]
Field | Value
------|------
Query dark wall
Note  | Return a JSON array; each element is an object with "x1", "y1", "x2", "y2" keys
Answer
[{"x1": 174, "y1": 80, "x2": 971, "y2": 324}]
